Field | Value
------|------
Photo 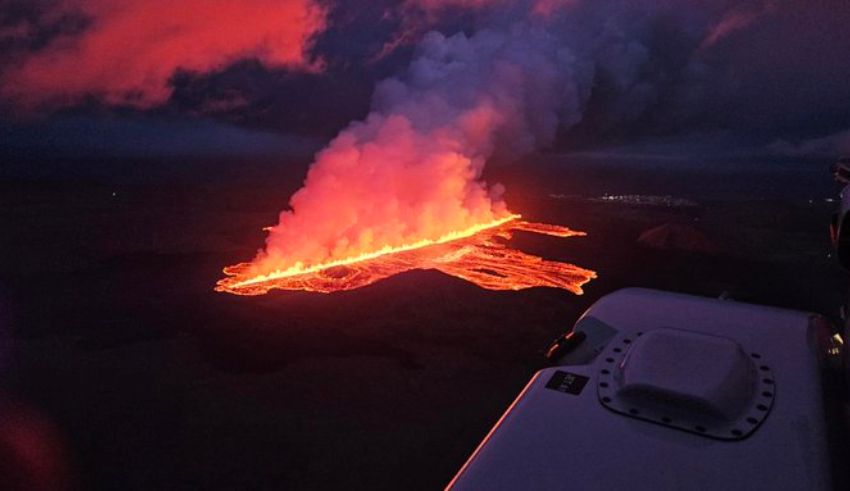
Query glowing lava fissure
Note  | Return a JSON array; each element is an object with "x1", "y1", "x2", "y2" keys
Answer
[{"x1": 216, "y1": 215, "x2": 597, "y2": 296}]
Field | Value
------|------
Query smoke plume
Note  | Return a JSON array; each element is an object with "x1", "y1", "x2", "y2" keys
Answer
[
  {"x1": 253, "y1": 21, "x2": 585, "y2": 273},
  {"x1": 252, "y1": 0, "x2": 795, "y2": 274}
]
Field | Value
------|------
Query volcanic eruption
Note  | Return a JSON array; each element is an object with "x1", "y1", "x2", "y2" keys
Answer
[
  {"x1": 217, "y1": 23, "x2": 596, "y2": 295},
  {"x1": 218, "y1": 13, "x2": 596, "y2": 295}
]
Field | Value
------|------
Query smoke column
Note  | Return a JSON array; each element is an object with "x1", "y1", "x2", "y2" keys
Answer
[{"x1": 252, "y1": 14, "x2": 586, "y2": 275}]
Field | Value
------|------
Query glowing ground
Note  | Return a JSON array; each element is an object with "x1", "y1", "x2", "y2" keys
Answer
[{"x1": 216, "y1": 219, "x2": 597, "y2": 295}]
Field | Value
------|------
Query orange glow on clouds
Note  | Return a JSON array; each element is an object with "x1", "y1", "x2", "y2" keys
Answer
[{"x1": 1, "y1": 0, "x2": 327, "y2": 109}]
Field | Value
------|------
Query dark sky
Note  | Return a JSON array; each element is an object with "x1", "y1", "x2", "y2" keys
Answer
[{"x1": 1, "y1": 0, "x2": 849, "y2": 161}]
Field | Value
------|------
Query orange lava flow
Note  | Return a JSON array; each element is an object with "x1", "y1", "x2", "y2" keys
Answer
[{"x1": 216, "y1": 216, "x2": 597, "y2": 295}]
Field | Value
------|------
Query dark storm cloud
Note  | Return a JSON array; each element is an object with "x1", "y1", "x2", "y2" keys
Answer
[{"x1": 534, "y1": 0, "x2": 850, "y2": 150}]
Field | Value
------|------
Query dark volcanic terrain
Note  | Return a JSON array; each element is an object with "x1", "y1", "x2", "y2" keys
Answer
[{"x1": 0, "y1": 155, "x2": 844, "y2": 489}]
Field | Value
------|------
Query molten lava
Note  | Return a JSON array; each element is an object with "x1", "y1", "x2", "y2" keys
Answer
[{"x1": 216, "y1": 216, "x2": 596, "y2": 295}]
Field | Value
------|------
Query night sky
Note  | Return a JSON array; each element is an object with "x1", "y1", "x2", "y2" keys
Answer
[{"x1": 1, "y1": 0, "x2": 849, "y2": 161}]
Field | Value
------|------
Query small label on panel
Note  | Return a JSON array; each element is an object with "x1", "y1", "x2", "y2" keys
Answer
[{"x1": 545, "y1": 370, "x2": 589, "y2": 395}]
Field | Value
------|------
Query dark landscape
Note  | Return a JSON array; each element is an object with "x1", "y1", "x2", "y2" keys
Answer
[{"x1": 0, "y1": 155, "x2": 843, "y2": 489}]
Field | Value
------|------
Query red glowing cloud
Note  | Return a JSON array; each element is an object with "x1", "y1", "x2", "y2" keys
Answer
[
  {"x1": 700, "y1": 1, "x2": 778, "y2": 49},
  {"x1": 1, "y1": 0, "x2": 327, "y2": 109}
]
